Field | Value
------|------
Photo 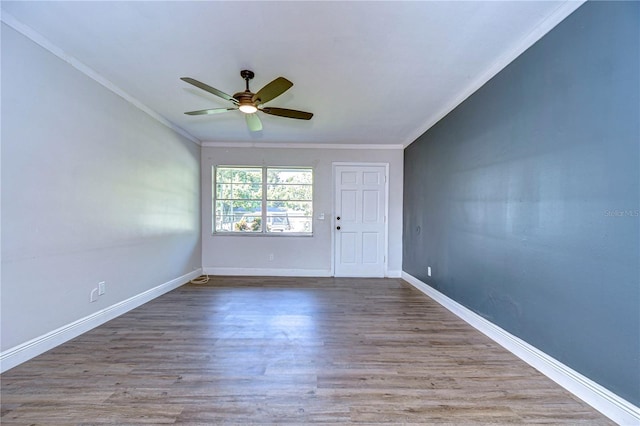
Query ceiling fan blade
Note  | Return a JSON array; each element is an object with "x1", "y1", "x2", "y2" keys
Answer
[
  {"x1": 185, "y1": 107, "x2": 237, "y2": 116},
  {"x1": 245, "y1": 113, "x2": 262, "y2": 132},
  {"x1": 181, "y1": 77, "x2": 238, "y2": 105},
  {"x1": 252, "y1": 77, "x2": 293, "y2": 105},
  {"x1": 261, "y1": 107, "x2": 313, "y2": 120}
]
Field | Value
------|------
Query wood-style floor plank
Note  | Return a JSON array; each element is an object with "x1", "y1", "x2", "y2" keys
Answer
[{"x1": 1, "y1": 276, "x2": 612, "y2": 424}]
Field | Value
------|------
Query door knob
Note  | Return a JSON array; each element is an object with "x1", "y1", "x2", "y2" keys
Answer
[{"x1": 336, "y1": 226, "x2": 341, "y2": 230}]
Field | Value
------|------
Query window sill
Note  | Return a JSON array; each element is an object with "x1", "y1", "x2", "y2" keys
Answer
[{"x1": 212, "y1": 232, "x2": 313, "y2": 237}]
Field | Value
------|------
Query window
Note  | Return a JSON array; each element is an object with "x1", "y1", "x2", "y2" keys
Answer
[{"x1": 214, "y1": 166, "x2": 313, "y2": 234}]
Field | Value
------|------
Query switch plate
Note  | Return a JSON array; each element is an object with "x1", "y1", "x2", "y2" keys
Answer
[
  {"x1": 98, "y1": 281, "x2": 106, "y2": 295},
  {"x1": 427, "y1": 266, "x2": 432, "y2": 277}
]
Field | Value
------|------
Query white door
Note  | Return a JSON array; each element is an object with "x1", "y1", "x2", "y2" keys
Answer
[{"x1": 334, "y1": 164, "x2": 387, "y2": 277}]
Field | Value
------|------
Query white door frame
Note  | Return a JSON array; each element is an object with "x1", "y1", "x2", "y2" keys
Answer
[{"x1": 331, "y1": 162, "x2": 390, "y2": 277}]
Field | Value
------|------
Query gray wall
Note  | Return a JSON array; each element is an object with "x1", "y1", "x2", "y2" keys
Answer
[
  {"x1": 403, "y1": 1, "x2": 639, "y2": 405},
  {"x1": 201, "y1": 146, "x2": 403, "y2": 277},
  {"x1": 1, "y1": 24, "x2": 201, "y2": 352}
]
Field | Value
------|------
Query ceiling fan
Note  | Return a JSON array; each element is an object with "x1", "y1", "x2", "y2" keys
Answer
[{"x1": 181, "y1": 70, "x2": 313, "y2": 132}]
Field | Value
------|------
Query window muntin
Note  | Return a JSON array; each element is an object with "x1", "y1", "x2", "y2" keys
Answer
[{"x1": 214, "y1": 166, "x2": 313, "y2": 234}]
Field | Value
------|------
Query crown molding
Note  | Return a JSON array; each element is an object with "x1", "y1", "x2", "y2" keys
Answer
[
  {"x1": 1, "y1": 12, "x2": 201, "y2": 146},
  {"x1": 201, "y1": 141, "x2": 403, "y2": 150},
  {"x1": 402, "y1": 0, "x2": 586, "y2": 148}
]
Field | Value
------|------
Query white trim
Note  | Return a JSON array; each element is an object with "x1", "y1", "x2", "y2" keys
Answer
[
  {"x1": 330, "y1": 164, "x2": 337, "y2": 276},
  {"x1": 0, "y1": 269, "x2": 202, "y2": 373},
  {"x1": 203, "y1": 268, "x2": 398, "y2": 278},
  {"x1": 203, "y1": 267, "x2": 331, "y2": 277},
  {"x1": 383, "y1": 164, "x2": 390, "y2": 278},
  {"x1": 402, "y1": 0, "x2": 586, "y2": 148},
  {"x1": 0, "y1": 12, "x2": 201, "y2": 146},
  {"x1": 401, "y1": 271, "x2": 640, "y2": 425},
  {"x1": 386, "y1": 270, "x2": 401, "y2": 278},
  {"x1": 202, "y1": 141, "x2": 403, "y2": 150}
]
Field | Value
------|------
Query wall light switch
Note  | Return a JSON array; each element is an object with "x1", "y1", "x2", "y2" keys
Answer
[
  {"x1": 98, "y1": 281, "x2": 106, "y2": 295},
  {"x1": 427, "y1": 266, "x2": 432, "y2": 277}
]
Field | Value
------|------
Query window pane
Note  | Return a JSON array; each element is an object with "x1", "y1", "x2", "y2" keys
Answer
[
  {"x1": 232, "y1": 183, "x2": 262, "y2": 199},
  {"x1": 215, "y1": 200, "x2": 261, "y2": 232},
  {"x1": 215, "y1": 167, "x2": 234, "y2": 183},
  {"x1": 216, "y1": 184, "x2": 262, "y2": 200},
  {"x1": 216, "y1": 167, "x2": 262, "y2": 184},
  {"x1": 267, "y1": 168, "x2": 312, "y2": 184},
  {"x1": 233, "y1": 168, "x2": 262, "y2": 183},
  {"x1": 264, "y1": 168, "x2": 312, "y2": 233},
  {"x1": 266, "y1": 201, "x2": 312, "y2": 233},
  {"x1": 216, "y1": 183, "x2": 232, "y2": 199},
  {"x1": 267, "y1": 184, "x2": 312, "y2": 201},
  {"x1": 234, "y1": 214, "x2": 262, "y2": 232},
  {"x1": 215, "y1": 166, "x2": 264, "y2": 233}
]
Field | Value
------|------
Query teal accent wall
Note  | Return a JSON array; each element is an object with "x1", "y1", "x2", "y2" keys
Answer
[{"x1": 403, "y1": 1, "x2": 639, "y2": 404}]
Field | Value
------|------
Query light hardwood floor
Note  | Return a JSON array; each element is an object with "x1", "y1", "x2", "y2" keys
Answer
[{"x1": 1, "y1": 276, "x2": 612, "y2": 424}]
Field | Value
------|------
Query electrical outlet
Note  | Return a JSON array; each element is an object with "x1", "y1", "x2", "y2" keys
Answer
[
  {"x1": 427, "y1": 266, "x2": 432, "y2": 277},
  {"x1": 269, "y1": 253, "x2": 274, "y2": 261},
  {"x1": 90, "y1": 288, "x2": 98, "y2": 303},
  {"x1": 98, "y1": 281, "x2": 106, "y2": 295}
]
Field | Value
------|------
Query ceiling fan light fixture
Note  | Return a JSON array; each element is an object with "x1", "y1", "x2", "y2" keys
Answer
[{"x1": 238, "y1": 104, "x2": 258, "y2": 114}]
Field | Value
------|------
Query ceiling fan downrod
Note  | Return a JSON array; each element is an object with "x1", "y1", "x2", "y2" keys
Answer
[{"x1": 240, "y1": 69, "x2": 254, "y2": 92}]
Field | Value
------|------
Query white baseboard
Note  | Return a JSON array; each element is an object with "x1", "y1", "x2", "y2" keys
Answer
[
  {"x1": 401, "y1": 272, "x2": 640, "y2": 425},
  {"x1": 202, "y1": 267, "x2": 400, "y2": 278},
  {"x1": 386, "y1": 270, "x2": 402, "y2": 278},
  {"x1": 0, "y1": 269, "x2": 202, "y2": 373},
  {"x1": 203, "y1": 267, "x2": 332, "y2": 277}
]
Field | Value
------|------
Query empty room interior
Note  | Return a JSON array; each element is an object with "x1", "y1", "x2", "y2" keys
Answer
[{"x1": 1, "y1": 1, "x2": 638, "y2": 424}]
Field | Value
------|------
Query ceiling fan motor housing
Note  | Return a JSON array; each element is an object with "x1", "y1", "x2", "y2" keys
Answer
[{"x1": 233, "y1": 91, "x2": 258, "y2": 113}]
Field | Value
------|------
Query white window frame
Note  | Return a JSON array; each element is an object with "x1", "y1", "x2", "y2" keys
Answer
[{"x1": 213, "y1": 165, "x2": 313, "y2": 236}]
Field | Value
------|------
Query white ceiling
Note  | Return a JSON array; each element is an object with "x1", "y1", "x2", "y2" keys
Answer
[{"x1": 1, "y1": 1, "x2": 582, "y2": 146}]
